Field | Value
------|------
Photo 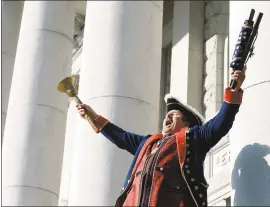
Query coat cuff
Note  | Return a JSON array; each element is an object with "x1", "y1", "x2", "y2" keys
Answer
[
  {"x1": 94, "y1": 115, "x2": 109, "y2": 133},
  {"x1": 224, "y1": 87, "x2": 243, "y2": 104}
]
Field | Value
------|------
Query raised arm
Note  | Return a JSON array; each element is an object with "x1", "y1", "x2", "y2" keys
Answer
[
  {"x1": 191, "y1": 67, "x2": 246, "y2": 151},
  {"x1": 193, "y1": 88, "x2": 243, "y2": 149},
  {"x1": 76, "y1": 104, "x2": 147, "y2": 155},
  {"x1": 100, "y1": 121, "x2": 148, "y2": 155}
]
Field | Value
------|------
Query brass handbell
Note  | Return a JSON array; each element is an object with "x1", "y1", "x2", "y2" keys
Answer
[
  {"x1": 57, "y1": 75, "x2": 82, "y2": 104},
  {"x1": 57, "y1": 75, "x2": 99, "y2": 133}
]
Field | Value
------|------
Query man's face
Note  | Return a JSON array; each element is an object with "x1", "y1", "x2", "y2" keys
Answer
[{"x1": 162, "y1": 110, "x2": 187, "y2": 135}]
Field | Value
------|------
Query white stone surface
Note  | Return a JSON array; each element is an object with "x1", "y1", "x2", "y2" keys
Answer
[
  {"x1": 71, "y1": 49, "x2": 82, "y2": 73},
  {"x1": 205, "y1": 1, "x2": 229, "y2": 21},
  {"x1": 1, "y1": 1, "x2": 23, "y2": 138},
  {"x1": 229, "y1": 2, "x2": 270, "y2": 206},
  {"x1": 204, "y1": 35, "x2": 225, "y2": 120},
  {"x1": 162, "y1": 19, "x2": 173, "y2": 48},
  {"x1": 204, "y1": 14, "x2": 228, "y2": 41},
  {"x1": 170, "y1": 1, "x2": 204, "y2": 113},
  {"x1": 223, "y1": 36, "x2": 230, "y2": 90},
  {"x1": 68, "y1": 1, "x2": 163, "y2": 205},
  {"x1": 203, "y1": 2, "x2": 231, "y2": 205},
  {"x1": 211, "y1": 144, "x2": 231, "y2": 176},
  {"x1": 58, "y1": 101, "x2": 78, "y2": 206},
  {"x1": 211, "y1": 198, "x2": 227, "y2": 206},
  {"x1": 204, "y1": 0, "x2": 228, "y2": 41},
  {"x1": 74, "y1": 1, "x2": 86, "y2": 15},
  {"x1": 2, "y1": 1, "x2": 75, "y2": 206},
  {"x1": 203, "y1": 1, "x2": 228, "y2": 120},
  {"x1": 58, "y1": 61, "x2": 81, "y2": 206}
]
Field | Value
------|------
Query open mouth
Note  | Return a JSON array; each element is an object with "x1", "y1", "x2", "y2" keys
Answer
[{"x1": 165, "y1": 120, "x2": 172, "y2": 126}]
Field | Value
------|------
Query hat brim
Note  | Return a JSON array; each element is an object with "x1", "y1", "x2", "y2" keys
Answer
[{"x1": 164, "y1": 94, "x2": 205, "y2": 126}]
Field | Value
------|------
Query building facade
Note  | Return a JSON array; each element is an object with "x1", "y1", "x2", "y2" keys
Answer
[{"x1": 2, "y1": 1, "x2": 270, "y2": 206}]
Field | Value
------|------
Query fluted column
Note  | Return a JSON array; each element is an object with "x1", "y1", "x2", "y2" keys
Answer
[
  {"x1": 1, "y1": 1, "x2": 23, "y2": 138},
  {"x1": 68, "y1": 1, "x2": 163, "y2": 205},
  {"x1": 2, "y1": 1, "x2": 75, "y2": 205},
  {"x1": 229, "y1": 2, "x2": 270, "y2": 206}
]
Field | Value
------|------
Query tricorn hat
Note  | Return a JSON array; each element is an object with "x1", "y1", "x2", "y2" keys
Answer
[{"x1": 164, "y1": 94, "x2": 205, "y2": 127}]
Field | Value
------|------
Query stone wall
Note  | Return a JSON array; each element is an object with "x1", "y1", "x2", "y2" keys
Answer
[
  {"x1": 203, "y1": 1, "x2": 232, "y2": 206},
  {"x1": 203, "y1": 1, "x2": 229, "y2": 120}
]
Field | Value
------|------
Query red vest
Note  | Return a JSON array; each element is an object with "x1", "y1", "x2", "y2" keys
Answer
[{"x1": 115, "y1": 128, "x2": 200, "y2": 207}]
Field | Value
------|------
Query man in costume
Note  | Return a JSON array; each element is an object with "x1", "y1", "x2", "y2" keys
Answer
[{"x1": 76, "y1": 67, "x2": 246, "y2": 207}]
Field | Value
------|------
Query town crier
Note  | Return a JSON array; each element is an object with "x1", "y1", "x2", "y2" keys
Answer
[{"x1": 76, "y1": 66, "x2": 246, "y2": 207}]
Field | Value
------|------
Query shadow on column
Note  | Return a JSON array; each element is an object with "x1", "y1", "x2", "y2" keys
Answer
[{"x1": 231, "y1": 143, "x2": 270, "y2": 206}]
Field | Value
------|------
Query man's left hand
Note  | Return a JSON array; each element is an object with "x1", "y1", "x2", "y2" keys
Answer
[{"x1": 231, "y1": 65, "x2": 247, "y2": 91}]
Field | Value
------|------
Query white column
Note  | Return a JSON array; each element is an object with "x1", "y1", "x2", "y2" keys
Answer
[
  {"x1": 58, "y1": 14, "x2": 84, "y2": 206},
  {"x1": 58, "y1": 77, "x2": 80, "y2": 206},
  {"x1": 1, "y1": 1, "x2": 23, "y2": 138},
  {"x1": 2, "y1": 1, "x2": 75, "y2": 206},
  {"x1": 229, "y1": 2, "x2": 270, "y2": 206},
  {"x1": 58, "y1": 101, "x2": 77, "y2": 206},
  {"x1": 68, "y1": 1, "x2": 163, "y2": 205},
  {"x1": 170, "y1": 1, "x2": 205, "y2": 113}
]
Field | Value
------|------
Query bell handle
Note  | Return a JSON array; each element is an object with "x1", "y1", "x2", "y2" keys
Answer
[
  {"x1": 72, "y1": 95, "x2": 99, "y2": 133},
  {"x1": 73, "y1": 95, "x2": 83, "y2": 105}
]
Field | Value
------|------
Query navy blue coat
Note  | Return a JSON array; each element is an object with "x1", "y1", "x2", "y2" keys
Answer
[{"x1": 101, "y1": 100, "x2": 241, "y2": 190}]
